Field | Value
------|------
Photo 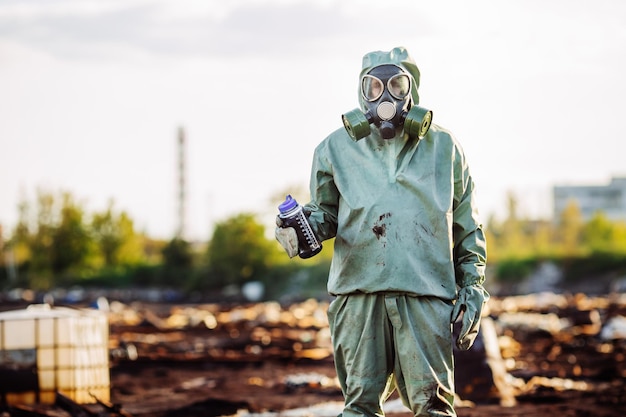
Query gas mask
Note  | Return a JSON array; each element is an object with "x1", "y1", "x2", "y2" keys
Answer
[{"x1": 342, "y1": 64, "x2": 433, "y2": 141}]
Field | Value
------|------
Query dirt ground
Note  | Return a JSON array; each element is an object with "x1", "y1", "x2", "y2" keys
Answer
[
  {"x1": 2, "y1": 294, "x2": 626, "y2": 417},
  {"x1": 102, "y1": 294, "x2": 626, "y2": 417},
  {"x1": 110, "y1": 356, "x2": 626, "y2": 417}
]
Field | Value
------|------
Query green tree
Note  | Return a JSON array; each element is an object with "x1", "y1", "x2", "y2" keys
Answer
[
  {"x1": 611, "y1": 221, "x2": 626, "y2": 253},
  {"x1": 9, "y1": 190, "x2": 92, "y2": 289},
  {"x1": 582, "y1": 212, "x2": 614, "y2": 253},
  {"x1": 582, "y1": 212, "x2": 626, "y2": 254},
  {"x1": 485, "y1": 192, "x2": 530, "y2": 260},
  {"x1": 7, "y1": 199, "x2": 32, "y2": 270},
  {"x1": 558, "y1": 201, "x2": 584, "y2": 256},
  {"x1": 207, "y1": 213, "x2": 280, "y2": 288},
  {"x1": 30, "y1": 191, "x2": 56, "y2": 276},
  {"x1": 529, "y1": 220, "x2": 555, "y2": 258},
  {"x1": 162, "y1": 238, "x2": 193, "y2": 269},
  {"x1": 50, "y1": 192, "x2": 92, "y2": 276},
  {"x1": 91, "y1": 200, "x2": 144, "y2": 267}
]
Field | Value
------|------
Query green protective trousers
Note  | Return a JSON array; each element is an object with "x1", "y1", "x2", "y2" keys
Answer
[{"x1": 327, "y1": 293, "x2": 456, "y2": 417}]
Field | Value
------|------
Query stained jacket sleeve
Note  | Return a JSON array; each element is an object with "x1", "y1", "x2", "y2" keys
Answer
[
  {"x1": 304, "y1": 139, "x2": 339, "y2": 242},
  {"x1": 452, "y1": 144, "x2": 487, "y2": 288}
]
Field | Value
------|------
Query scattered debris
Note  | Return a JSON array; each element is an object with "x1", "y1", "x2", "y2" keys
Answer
[
  {"x1": 1, "y1": 292, "x2": 625, "y2": 416},
  {"x1": 1, "y1": 392, "x2": 133, "y2": 417},
  {"x1": 600, "y1": 315, "x2": 626, "y2": 340}
]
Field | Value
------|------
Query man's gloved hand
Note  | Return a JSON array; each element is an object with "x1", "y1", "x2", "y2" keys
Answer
[
  {"x1": 275, "y1": 216, "x2": 298, "y2": 258},
  {"x1": 451, "y1": 285, "x2": 490, "y2": 350}
]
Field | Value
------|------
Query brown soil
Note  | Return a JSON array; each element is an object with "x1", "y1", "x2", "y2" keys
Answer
[
  {"x1": 103, "y1": 296, "x2": 626, "y2": 417},
  {"x1": 2, "y1": 294, "x2": 626, "y2": 417},
  {"x1": 110, "y1": 357, "x2": 626, "y2": 417}
]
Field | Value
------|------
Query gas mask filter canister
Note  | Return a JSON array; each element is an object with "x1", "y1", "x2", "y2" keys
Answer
[{"x1": 342, "y1": 64, "x2": 433, "y2": 141}]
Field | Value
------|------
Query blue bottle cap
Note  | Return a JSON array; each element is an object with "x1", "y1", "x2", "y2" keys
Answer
[{"x1": 278, "y1": 194, "x2": 298, "y2": 213}]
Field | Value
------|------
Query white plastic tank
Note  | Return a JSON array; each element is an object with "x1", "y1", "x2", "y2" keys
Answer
[{"x1": 0, "y1": 304, "x2": 110, "y2": 405}]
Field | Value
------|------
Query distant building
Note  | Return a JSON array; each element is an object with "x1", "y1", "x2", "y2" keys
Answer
[{"x1": 553, "y1": 177, "x2": 626, "y2": 221}]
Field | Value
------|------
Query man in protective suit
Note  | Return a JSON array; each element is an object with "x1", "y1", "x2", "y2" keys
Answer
[{"x1": 276, "y1": 46, "x2": 488, "y2": 417}]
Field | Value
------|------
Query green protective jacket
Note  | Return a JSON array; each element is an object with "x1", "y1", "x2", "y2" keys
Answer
[{"x1": 305, "y1": 47, "x2": 486, "y2": 300}]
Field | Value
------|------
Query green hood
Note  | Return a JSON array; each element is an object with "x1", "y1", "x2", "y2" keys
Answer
[{"x1": 358, "y1": 46, "x2": 421, "y2": 110}]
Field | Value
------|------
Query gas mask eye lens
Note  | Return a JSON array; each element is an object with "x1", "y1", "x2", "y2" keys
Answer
[
  {"x1": 388, "y1": 74, "x2": 410, "y2": 100},
  {"x1": 361, "y1": 75, "x2": 384, "y2": 101}
]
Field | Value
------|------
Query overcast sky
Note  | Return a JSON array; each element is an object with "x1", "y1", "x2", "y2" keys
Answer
[{"x1": 1, "y1": 0, "x2": 625, "y2": 241}]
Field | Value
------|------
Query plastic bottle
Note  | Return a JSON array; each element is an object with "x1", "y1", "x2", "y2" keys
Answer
[{"x1": 278, "y1": 195, "x2": 322, "y2": 259}]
